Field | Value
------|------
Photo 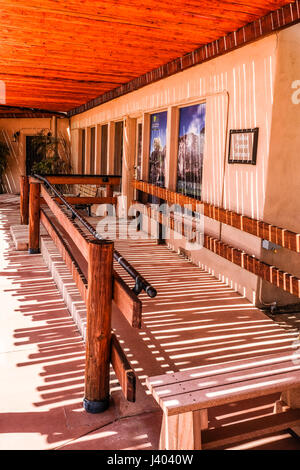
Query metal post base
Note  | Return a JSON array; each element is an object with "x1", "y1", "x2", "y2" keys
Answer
[
  {"x1": 28, "y1": 248, "x2": 40, "y2": 254},
  {"x1": 83, "y1": 397, "x2": 109, "y2": 414}
]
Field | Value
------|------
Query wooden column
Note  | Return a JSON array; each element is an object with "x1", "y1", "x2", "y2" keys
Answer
[
  {"x1": 20, "y1": 175, "x2": 29, "y2": 225},
  {"x1": 165, "y1": 106, "x2": 179, "y2": 192},
  {"x1": 28, "y1": 182, "x2": 40, "y2": 254},
  {"x1": 84, "y1": 239, "x2": 114, "y2": 413},
  {"x1": 107, "y1": 121, "x2": 115, "y2": 175},
  {"x1": 106, "y1": 184, "x2": 113, "y2": 198},
  {"x1": 122, "y1": 116, "x2": 136, "y2": 212}
]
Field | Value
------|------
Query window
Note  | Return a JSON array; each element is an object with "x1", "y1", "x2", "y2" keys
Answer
[
  {"x1": 101, "y1": 124, "x2": 108, "y2": 174},
  {"x1": 81, "y1": 129, "x2": 86, "y2": 174},
  {"x1": 90, "y1": 127, "x2": 96, "y2": 174},
  {"x1": 114, "y1": 121, "x2": 123, "y2": 175},
  {"x1": 135, "y1": 122, "x2": 143, "y2": 180},
  {"x1": 177, "y1": 103, "x2": 206, "y2": 199},
  {"x1": 149, "y1": 111, "x2": 167, "y2": 188}
]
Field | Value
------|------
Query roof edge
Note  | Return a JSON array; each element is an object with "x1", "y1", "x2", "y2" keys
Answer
[{"x1": 68, "y1": 1, "x2": 300, "y2": 118}]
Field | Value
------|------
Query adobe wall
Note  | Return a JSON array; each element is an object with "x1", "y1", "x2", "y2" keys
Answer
[
  {"x1": 68, "y1": 25, "x2": 300, "y2": 306},
  {"x1": 0, "y1": 117, "x2": 70, "y2": 193}
]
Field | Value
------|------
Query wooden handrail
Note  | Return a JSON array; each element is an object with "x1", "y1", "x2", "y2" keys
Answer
[
  {"x1": 133, "y1": 180, "x2": 300, "y2": 254},
  {"x1": 41, "y1": 184, "x2": 90, "y2": 260},
  {"x1": 137, "y1": 202, "x2": 300, "y2": 299},
  {"x1": 25, "y1": 174, "x2": 158, "y2": 412},
  {"x1": 30, "y1": 174, "x2": 121, "y2": 185},
  {"x1": 41, "y1": 206, "x2": 142, "y2": 327}
]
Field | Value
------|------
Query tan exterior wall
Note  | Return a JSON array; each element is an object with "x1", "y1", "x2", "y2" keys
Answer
[
  {"x1": 70, "y1": 33, "x2": 280, "y2": 305},
  {"x1": 260, "y1": 23, "x2": 300, "y2": 305},
  {"x1": 0, "y1": 117, "x2": 70, "y2": 193},
  {"x1": 73, "y1": 25, "x2": 300, "y2": 306}
]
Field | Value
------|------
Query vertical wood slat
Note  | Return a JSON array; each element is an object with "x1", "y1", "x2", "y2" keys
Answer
[
  {"x1": 110, "y1": 333, "x2": 136, "y2": 402},
  {"x1": 28, "y1": 182, "x2": 40, "y2": 254},
  {"x1": 84, "y1": 239, "x2": 114, "y2": 413},
  {"x1": 20, "y1": 175, "x2": 29, "y2": 225}
]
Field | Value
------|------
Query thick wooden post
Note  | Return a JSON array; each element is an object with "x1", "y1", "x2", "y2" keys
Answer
[
  {"x1": 106, "y1": 184, "x2": 113, "y2": 198},
  {"x1": 20, "y1": 176, "x2": 29, "y2": 225},
  {"x1": 28, "y1": 182, "x2": 40, "y2": 254},
  {"x1": 84, "y1": 239, "x2": 114, "y2": 413}
]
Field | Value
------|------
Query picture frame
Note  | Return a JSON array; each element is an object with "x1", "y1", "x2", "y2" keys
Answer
[{"x1": 228, "y1": 128, "x2": 259, "y2": 165}]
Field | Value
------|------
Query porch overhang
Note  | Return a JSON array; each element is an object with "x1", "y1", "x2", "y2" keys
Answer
[{"x1": 0, "y1": 0, "x2": 297, "y2": 113}]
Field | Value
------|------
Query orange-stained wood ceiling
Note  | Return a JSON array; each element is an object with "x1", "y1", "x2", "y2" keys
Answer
[{"x1": 0, "y1": 0, "x2": 294, "y2": 112}]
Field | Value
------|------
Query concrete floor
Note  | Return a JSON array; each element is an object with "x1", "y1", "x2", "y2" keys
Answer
[{"x1": 1, "y1": 195, "x2": 300, "y2": 450}]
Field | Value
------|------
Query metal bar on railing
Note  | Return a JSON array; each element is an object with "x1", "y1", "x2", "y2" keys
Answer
[{"x1": 34, "y1": 174, "x2": 157, "y2": 298}]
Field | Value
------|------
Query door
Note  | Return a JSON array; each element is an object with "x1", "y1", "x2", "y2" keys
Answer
[{"x1": 26, "y1": 136, "x2": 42, "y2": 175}]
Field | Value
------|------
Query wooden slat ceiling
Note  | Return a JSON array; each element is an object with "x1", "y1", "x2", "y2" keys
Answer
[{"x1": 0, "y1": 0, "x2": 293, "y2": 112}]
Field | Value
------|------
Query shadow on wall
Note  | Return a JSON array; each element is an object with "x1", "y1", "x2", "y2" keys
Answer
[{"x1": 260, "y1": 24, "x2": 300, "y2": 307}]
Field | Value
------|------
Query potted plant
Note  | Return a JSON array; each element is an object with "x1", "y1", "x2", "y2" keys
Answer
[
  {"x1": 31, "y1": 130, "x2": 72, "y2": 193},
  {"x1": 31, "y1": 129, "x2": 71, "y2": 175},
  {"x1": 0, "y1": 140, "x2": 9, "y2": 193}
]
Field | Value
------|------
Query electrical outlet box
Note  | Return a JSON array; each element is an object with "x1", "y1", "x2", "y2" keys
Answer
[{"x1": 262, "y1": 240, "x2": 280, "y2": 252}]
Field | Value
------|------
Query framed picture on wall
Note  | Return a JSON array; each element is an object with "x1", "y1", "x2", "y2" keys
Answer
[
  {"x1": 228, "y1": 128, "x2": 259, "y2": 165},
  {"x1": 149, "y1": 111, "x2": 167, "y2": 188},
  {"x1": 177, "y1": 102, "x2": 206, "y2": 199}
]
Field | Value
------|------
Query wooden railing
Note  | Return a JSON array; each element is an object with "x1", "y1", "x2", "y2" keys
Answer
[
  {"x1": 133, "y1": 180, "x2": 300, "y2": 254},
  {"x1": 133, "y1": 179, "x2": 300, "y2": 300},
  {"x1": 21, "y1": 174, "x2": 157, "y2": 412}
]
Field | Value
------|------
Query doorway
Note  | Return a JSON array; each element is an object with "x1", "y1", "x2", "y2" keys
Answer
[{"x1": 25, "y1": 135, "x2": 42, "y2": 176}]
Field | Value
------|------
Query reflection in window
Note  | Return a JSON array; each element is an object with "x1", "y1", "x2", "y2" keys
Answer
[
  {"x1": 101, "y1": 124, "x2": 108, "y2": 174},
  {"x1": 90, "y1": 127, "x2": 96, "y2": 174},
  {"x1": 114, "y1": 121, "x2": 123, "y2": 176},
  {"x1": 149, "y1": 111, "x2": 167, "y2": 188},
  {"x1": 136, "y1": 122, "x2": 143, "y2": 181},
  {"x1": 177, "y1": 103, "x2": 206, "y2": 199},
  {"x1": 81, "y1": 129, "x2": 86, "y2": 174}
]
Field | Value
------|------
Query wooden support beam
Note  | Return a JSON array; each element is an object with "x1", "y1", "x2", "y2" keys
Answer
[
  {"x1": 202, "y1": 409, "x2": 300, "y2": 450},
  {"x1": 20, "y1": 175, "x2": 29, "y2": 225},
  {"x1": 113, "y1": 272, "x2": 142, "y2": 328},
  {"x1": 84, "y1": 239, "x2": 114, "y2": 413},
  {"x1": 42, "y1": 175, "x2": 121, "y2": 185},
  {"x1": 40, "y1": 184, "x2": 89, "y2": 260},
  {"x1": 28, "y1": 181, "x2": 40, "y2": 254},
  {"x1": 106, "y1": 185, "x2": 113, "y2": 198},
  {"x1": 54, "y1": 196, "x2": 117, "y2": 205},
  {"x1": 110, "y1": 333, "x2": 136, "y2": 402}
]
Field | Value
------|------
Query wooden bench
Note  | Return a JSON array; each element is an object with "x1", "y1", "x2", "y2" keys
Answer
[{"x1": 146, "y1": 350, "x2": 300, "y2": 450}]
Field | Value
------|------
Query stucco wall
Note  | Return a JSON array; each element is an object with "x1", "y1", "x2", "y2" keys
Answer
[
  {"x1": 0, "y1": 117, "x2": 70, "y2": 193},
  {"x1": 70, "y1": 33, "x2": 281, "y2": 305},
  {"x1": 259, "y1": 23, "x2": 300, "y2": 305}
]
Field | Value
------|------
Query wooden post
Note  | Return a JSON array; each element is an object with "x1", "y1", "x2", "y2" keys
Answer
[
  {"x1": 157, "y1": 198, "x2": 166, "y2": 245},
  {"x1": 84, "y1": 239, "x2": 114, "y2": 413},
  {"x1": 28, "y1": 182, "x2": 41, "y2": 254},
  {"x1": 20, "y1": 176, "x2": 29, "y2": 225},
  {"x1": 106, "y1": 184, "x2": 113, "y2": 198}
]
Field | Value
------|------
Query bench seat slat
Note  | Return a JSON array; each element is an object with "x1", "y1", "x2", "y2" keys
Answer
[
  {"x1": 146, "y1": 350, "x2": 300, "y2": 392},
  {"x1": 156, "y1": 367, "x2": 300, "y2": 415},
  {"x1": 150, "y1": 360, "x2": 300, "y2": 401}
]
